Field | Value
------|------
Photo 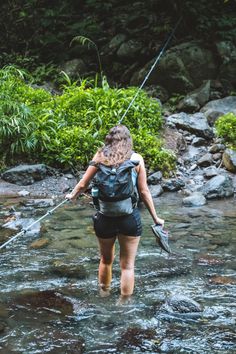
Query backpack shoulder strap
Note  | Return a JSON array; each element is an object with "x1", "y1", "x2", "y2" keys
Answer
[
  {"x1": 89, "y1": 160, "x2": 99, "y2": 168},
  {"x1": 117, "y1": 160, "x2": 139, "y2": 173}
]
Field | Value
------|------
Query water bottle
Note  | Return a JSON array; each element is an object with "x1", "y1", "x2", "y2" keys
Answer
[{"x1": 91, "y1": 186, "x2": 100, "y2": 210}]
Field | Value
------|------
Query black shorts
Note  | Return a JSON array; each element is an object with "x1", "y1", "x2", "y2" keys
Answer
[{"x1": 93, "y1": 208, "x2": 142, "y2": 239}]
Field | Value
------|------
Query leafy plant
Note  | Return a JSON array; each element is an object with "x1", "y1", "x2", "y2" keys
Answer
[
  {"x1": 0, "y1": 66, "x2": 176, "y2": 174},
  {"x1": 0, "y1": 66, "x2": 54, "y2": 158}
]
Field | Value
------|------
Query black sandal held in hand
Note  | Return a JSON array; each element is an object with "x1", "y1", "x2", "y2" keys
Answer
[{"x1": 151, "y1": 224, "x2": 171, "y2": 254}]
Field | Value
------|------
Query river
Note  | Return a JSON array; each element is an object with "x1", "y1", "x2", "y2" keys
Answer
[{"x1": 0, "y1": 193, "x2": 235, "y2": 353}]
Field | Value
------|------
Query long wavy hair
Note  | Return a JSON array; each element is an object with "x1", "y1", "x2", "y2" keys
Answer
[{"x1": 95, "y1": 125, "x2": 133, "y2": 166}]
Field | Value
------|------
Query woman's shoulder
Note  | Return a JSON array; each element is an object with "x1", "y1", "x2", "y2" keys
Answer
[{"x1": 131, "y1": 152, "x2": 144, "y2": 162}]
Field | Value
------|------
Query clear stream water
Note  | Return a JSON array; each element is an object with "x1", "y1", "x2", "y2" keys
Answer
[{"x1": 0, "y1": 193, "x2": 235, "y2": 353}]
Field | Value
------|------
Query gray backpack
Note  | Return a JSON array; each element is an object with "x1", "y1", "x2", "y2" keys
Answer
[{"x1": 92, "y1": 160, "x2": 139, "y2": 216}]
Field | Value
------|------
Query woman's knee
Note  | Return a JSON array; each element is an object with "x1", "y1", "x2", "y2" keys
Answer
[
  {"x1": 120, "y1": 260, "x2": 134, "y2": 271},
  {"x1": 100, "y1": 254, "x2": 115, "y2": 265}
]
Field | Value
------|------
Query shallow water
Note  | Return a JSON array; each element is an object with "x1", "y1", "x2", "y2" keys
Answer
[{"x1": 0, "y1": 194, "x2": 236, "y2": 353}]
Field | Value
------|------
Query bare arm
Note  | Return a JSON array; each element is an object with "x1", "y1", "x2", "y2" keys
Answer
[
  {"x1": 65, "y1": 165, "x2": 98, "y2": 201},
  {"x1": 136, "y1": 154, "x2": 164, "y2": 225}
]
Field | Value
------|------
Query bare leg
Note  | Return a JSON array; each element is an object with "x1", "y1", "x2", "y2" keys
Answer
[
  {"x1": 118, "y1": 235, "x2": 140, "y2": 300},
  {"x1": 97, "y1": 236, "x2": 116, "y2": 296}
]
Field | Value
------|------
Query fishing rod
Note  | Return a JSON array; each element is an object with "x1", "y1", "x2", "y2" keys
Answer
[
  {"x1": 0, "y1": 198, "x2": 68, "y2": 250},
  {"x1": 118, "y1": 15, "x2": 182, "y2": 125}
]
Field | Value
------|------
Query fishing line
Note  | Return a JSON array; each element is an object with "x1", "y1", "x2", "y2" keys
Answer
[
  {"x1": 118, "y1": 15, "x2": 182, "y2": 125},
  {"x1": 0, "y1": 198, "x2": 68, "y2": 250}
]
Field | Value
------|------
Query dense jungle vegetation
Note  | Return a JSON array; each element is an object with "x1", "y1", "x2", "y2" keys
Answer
[
  {"x1": 0, "y1": 66, "x2": 176, "y2": 173},
  {"x1": 0, "y1": 0, "x2": 236, "y2": 172}
]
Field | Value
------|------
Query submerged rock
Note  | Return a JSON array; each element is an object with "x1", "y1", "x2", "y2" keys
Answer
[
  {"x1": 11, "y1": 290, "x2": 74, "y2": 316},
  {"x1": 50, "y1": 260, "x2": 87, "y2": 279},
  {"x1": 117, "y1": 327, "x2": 156, "y2": 352},
  {"x1": 208, "y1": 275, "x2": 236, "y2": 285},
  {"x1": 29, "y1": 238, "x2": 49, "y2": 249},
  {"x1": 160, "y1": 295, "x2": 202, "y2": 314},
  {"x1": 0, "y1": 322, "x2": 6, "y2": 333},
  {"x1": 197, "y1": 254, "x2": 225, "y2": 266}
]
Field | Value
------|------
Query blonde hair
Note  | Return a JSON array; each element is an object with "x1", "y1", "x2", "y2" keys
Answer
[{"x1": 95, "y1": 125, "x2": 133, "y2": 166}]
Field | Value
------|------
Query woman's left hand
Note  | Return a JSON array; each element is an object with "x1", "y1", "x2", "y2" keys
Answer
[
  {"x1": 154, "y1": 217, "x2": 164, "y2": 226},
  {"x1": 65, "y1": 193, "x2": 76, "y2": 201}
]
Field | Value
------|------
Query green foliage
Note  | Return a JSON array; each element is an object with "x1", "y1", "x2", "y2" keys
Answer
[
  {"x1": 132, "y1": 129, "x2": 176, "y2": 175},
  {"x1": 0, "y1": 53, "x2": 60, "y2": 84},
  {"x1": 215, "y1": 112, "x2": 236, "y2": 148},
  {"x1": 0, "y1": 66, "x2": 55, "y2": 158},
  {"x1": 0, "y1": 66, "x2": 175, "y2": 174}
]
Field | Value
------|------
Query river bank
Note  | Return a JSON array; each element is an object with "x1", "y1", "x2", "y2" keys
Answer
[{"x1": 0, "y1": 174, "x2": 77, "y2": 199}]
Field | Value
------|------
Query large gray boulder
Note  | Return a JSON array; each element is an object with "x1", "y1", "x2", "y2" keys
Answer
[
  {"x1": 117, "y1": 39, "x2": 143, "y2": 61},
  {"x1": 166, "y1": 112, "x2": 213, "y2": 139},
  {"x1": 108, "y1": 34, "x2": 126, "y2": 53},
  {"x1": 1, "y1": 164, "x2": 49, "y2": 185},
  {"x1": 177, "y1": 80, "x2": 211, "y2": 113},
  {"x1": 60, "y1": 58, "x2": 87, "y2": 77},
  {"x1": 201, "y1": 96, "x2": 236, "y2": 126},
  {"x1": 200, "y1": 174, "x2": 234, "y2": 199},
  {"x1": 131, "y1": 41, "x2": 217, "y2": 94}
]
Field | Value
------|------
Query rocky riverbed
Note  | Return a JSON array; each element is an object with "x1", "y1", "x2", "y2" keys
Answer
[{"x1": 1, "y1": 95, "x2": 236, "y2": 205}]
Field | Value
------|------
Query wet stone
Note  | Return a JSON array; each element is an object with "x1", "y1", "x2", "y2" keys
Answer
[
  {"x1": 29, "y1": 238, "x2": 50, "y2": 249},
  {"x1": 196, "y1": 254, "x2": 225, "y2": 266},
  {"x1": 50, "y1": 260, "x2": 87, "y2": 279},
  {"x1": 0, "y1": 227, "x2": 15, "y2": 243},
  {"x1": 117, "y1": 327, "x2": 157, "y2": 352},
  {"x1": 209, "y1": 238, "x2": 229, "y2": 247},
  {"x1": 208, "y1": 276, "x2": 236, "y2": 285},
  {"x1": 0, "y1": 322, "x2": 6, "y2": 333},
  {"x1": 20, "y1": 198, "x2": 54, "y2": 208},
  {"x1": 0, "y1": 303, "x2": 9, "y2": 319},
  {"x1": 11, "y1": 290, "x2": 74, "y2": 316},
  {"x1": 160, "y1": 295, "x2": 202, "y2": 314}
]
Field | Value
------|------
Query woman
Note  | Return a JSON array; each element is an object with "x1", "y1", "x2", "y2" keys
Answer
[{"x1": 66, "y1": 125, "x2": 164, "y2": 303}]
